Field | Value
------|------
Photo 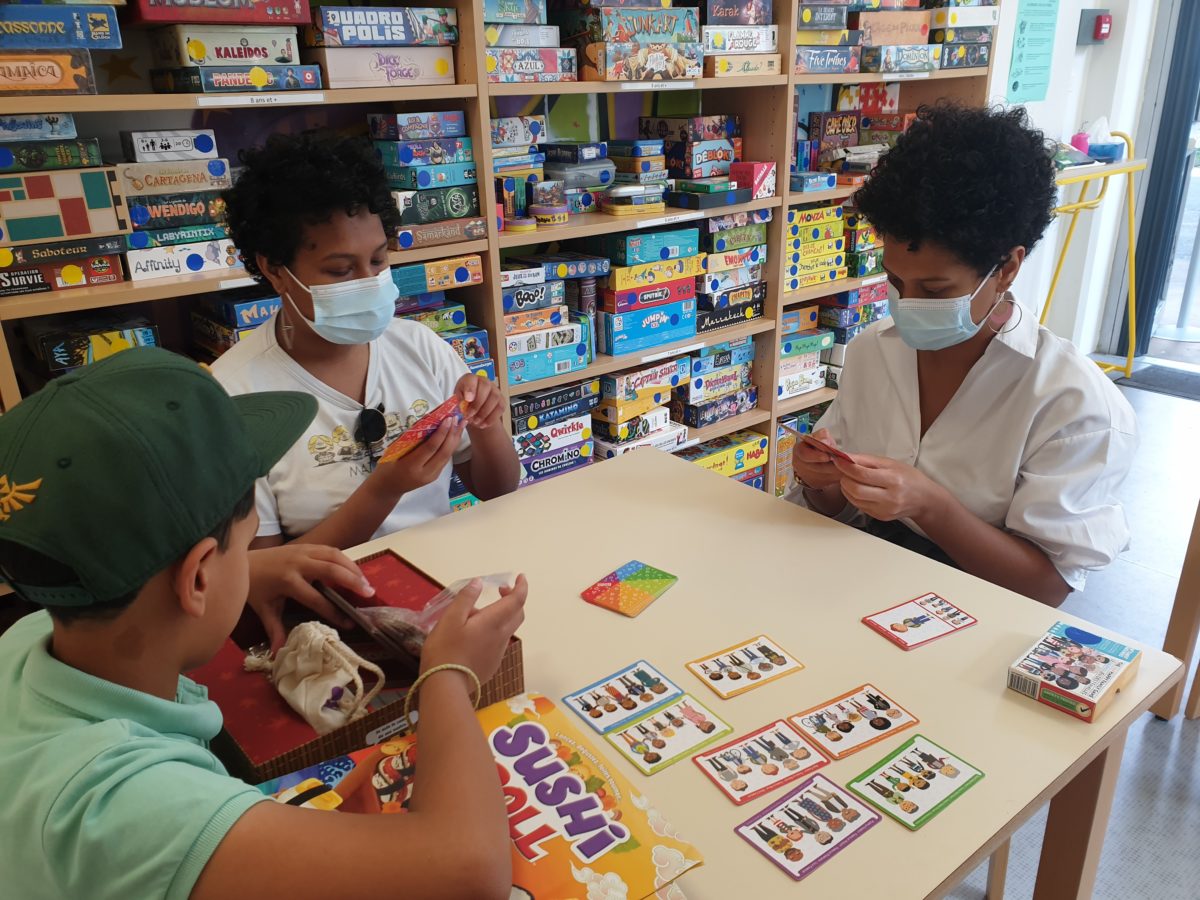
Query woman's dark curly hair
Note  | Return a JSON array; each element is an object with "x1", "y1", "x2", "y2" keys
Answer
[
  {"x1": 223, "y1": 131, "x2": 400, "y2": 283},
  {"x1": 853, "y1": 103, "x2": 1057, "y2": 275}
]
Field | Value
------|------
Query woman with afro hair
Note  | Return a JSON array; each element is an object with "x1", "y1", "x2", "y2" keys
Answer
[
  {"x1": 791, "y1": 103, "x2": 1136, "y2": 607},
  {"x1": 213, "y1": 132, "x2": 519, "y2": 559}
]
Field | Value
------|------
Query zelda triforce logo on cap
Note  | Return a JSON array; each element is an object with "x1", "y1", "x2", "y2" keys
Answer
[{"x1": 0, "y1": 475, "x2": 41, "y2": 521}]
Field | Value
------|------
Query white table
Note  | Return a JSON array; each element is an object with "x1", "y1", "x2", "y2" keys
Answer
[{"x1": 354, "y1": 450, "x2": 1183, "y2": 898}]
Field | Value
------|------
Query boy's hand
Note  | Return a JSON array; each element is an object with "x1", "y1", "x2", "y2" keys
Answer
[
  {"x1": 248, "y1": 544, "x2": 370, "y2": 652},
  {"x1": 371, "y1": 417, "x2": 465, "y2": 498},
  {"x1": 455, "y1": 373, "x2": 502, "y2": 429},
  {"x1": 791, "y1": 428, "x2": 842, "y2": 491},
  {"x1": 421, "y1": 575, "x2": 527, "y2": 683}
]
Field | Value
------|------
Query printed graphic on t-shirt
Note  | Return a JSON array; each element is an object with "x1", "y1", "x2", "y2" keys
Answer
[{"x1": 305, "y1": 397, "x2": 434, "y2": 468}]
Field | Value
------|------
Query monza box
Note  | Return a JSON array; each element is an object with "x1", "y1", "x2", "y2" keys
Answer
[
  {"x1": 391, "y1": 184, "x2": 480, "y2": 225},
  {"x1": 374, "y1": 137, "x2": 473, "y2": 167},
  {"x1": 0, "y1": 49, "x2": 96, "y2": 95},
  {"x1": 598, "y1": 299, "x2": 697, "y2": 356},
  {"x1": 484, "y1": 24, "x2": 560, "y2": 48},
  {"x1": 676, "y1": 429, "x2": 768, "y2": 477},
  {"x1": 794, "y1": 45, "x2": 861, "y2": 74},
  {"x1": 304, "y1": 7, "x2": 458, "y2": 47},
  {"x1": 0, "y1": 138, "x2": 101, "y2": 173},
  {"x1": 0, "y1": 113, "x2": 77, "y2": 142},
  {"x1": 306, "y1": 47, "x2": 453, "y2": 87},
  {"x1": 602, "y1": 253, "x2": 707, "y2": 292},
  {"x1": 672, "y1": 384, "x2": 757, "y2": 428},
  {"x1": 0, "y1": 252, "x2": 122, "y2": 297},
  {"x1": 602, "y1": 276, "x2": 695, "y2": 314},
  {"x1": 581, "y1": 41, "x2": 702, "y2": 81},
  {"x1": 593, "y1": 421, "x2": 688, "y2": 459},
  {"x1": 392, "y1": 217, "x2": 487, "y2": 252},
  {"x1": 510, "y1": 377, "x2": 600, "y2": 421},
  {"x1": 485, "y1": 47, "x2": 576, "y2": 82},
  {"x1": 701, "y1": 26, "x2": 778, "y2": 55},
  {"x1": 703, "y1": 53, "x2": 782, "y2": 77},
  {"x1": 150, "y1": 64, "x2": 322, "y2": 92},
  {"x1": 557, "y1": 7, "x2": 699, "y2": 45},
  {"x1": 126, "y1": 239, "x2": 241, "y2": 281},
  {"x1": 114, "y1": 159, "x2": 231, "y2": 198},
  {"x1": 121, "y1": 129, "x2": 217, "y2": 162},
  {"x1": 0, "y1": 5, "x2": 121, "y2": 50},
  {"x1": 149, "y1": 25, "x2": 300, "y2": 67},
  {"x1": 127, "y1": 0, "x2": 310, "y2": 25},
  {"x1": 369, "y1": 111, "x2": 467, "y2": 141}
]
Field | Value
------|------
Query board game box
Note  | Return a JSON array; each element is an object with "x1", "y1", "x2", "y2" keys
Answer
[
  {"x1": 306, "y1": 46, "x2": 453, "y2": 87},
  {"x1": 602, "y1": 275, "x2": 695, "y2": 315},
  {"x1": 794, "y1": 45, "x2": 861, "y2": 74},
  {"x1": 114, "y1": 159, "x2": 230, "y2": 197},
  {"x1": 598, "y1": 299, "x2": 697, "y2": 356},
  {"x1": 369, "y1": 111, "x2": 466, "y2": 141},
  {"x1": 375, "y1": 137, "x2": 473, "y2": 168},
  {"x1": 861, "y1": 43, "x2": 942, "y2": 73},
  {"x1": 491, "y1": 114, "x2": 545, "y2": 146},
  {"x1": 518, "y1": 439, "x2": 593, "y2": 484},
  {"x1": 149, "y1": 24, "x2": 299, "y2": 67},
  {"x1": 484, "y1": 24, "x2": 559, "y2": 47},
  {"x1": 512, "y1": 391, "x2": 599, "y2": 433},
  {"x1": 486, "y1": 47, "x2": 576, "y2": 81},
  {"x1": 510, "y1": 376, "x2": 600, "y2": 420},
  {"x1": 391, "y1": 184, "x2": 480, "y2": 226},
  {"x1": 704, "y1": 0, "x2": 774, "y2": 26},
  {"x1": 0, "y1": 113, "x2": 77, "y2": 142},
  {"x1": 795, "y1": 28, "x2": 861, "y2": 46},
  {"x1": 705, "y1": 53, "x2": 781, "y2": 77},
  {"x1": 392, "y1": 216, "x2": 486, "y2": 251},
  {"x1": 304, "y1": 7, "x2": 457, "y2": 47},
  {"x1": 701, "y1": 25, "x2": 778, "y2": 54},
  {"x1": 127, "y1": 0, "x2": 310, "y2": 25},
  {"x1": 941, "y1": 42, "x2": 990, "y2": 69},
  {"x1": 0, "y1": 5, "x2": 121, "y2": 50},
  {"x1": 0, "y1": 251, "x2": 122, "y2": 297},
  {"x1": 126, "y1": 238, "x2": 240, "y2": 281},
  {"x1": 0, "y1": 138, "x2": 101, "y2": 173},
  {"x1": 0, "y1": 49, "x2": 96, "y2": 95},
  {"x1": 676, "y1": 429, "x2": 768, "y2": 477},
  {"x1": 850, "y1": 9, "x2": 929, "y2": 45},
  {"x1": 797, "y1": 4, "x2": 848, "y2": 29},
  {"x1": 151, "y1": 63, "x2": 322, "y2": 92},
  {"x1": 593, "y1": 421, "x2": 688, "y2": 458},
  {"x1": 508, "y1": 339, "x2": 591, "y2": 385},
  {"x1": 386, "y1": 160, "x2": 476, "y2": 190},
  {"x1": 1, "y1": 167, "x2": 128, "y2": 246},
  {"x1": 582, "y1": 41, "x2": 701, "y2": 81},
  {"x1": 128, "y1": 190, "x2": 224, "y2": 231},
  {"x1": 639, "y1": 115, "x2": 741, "y2": 143},
  {"x1": 483, "y1": 0, "x2": 548, "y2": 25},
  {"x1": 558, "y1": 7, "x2": 699, "y2": 46},
  {"x1": 121, "y1": 129, "x2": 217, "y2": 162}
]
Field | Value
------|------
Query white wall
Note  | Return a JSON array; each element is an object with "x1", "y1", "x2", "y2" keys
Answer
[{"x1": 987, "y1": 0, "x2": 1159, "y2": 352}]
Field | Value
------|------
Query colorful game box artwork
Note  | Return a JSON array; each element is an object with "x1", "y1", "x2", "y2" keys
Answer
[
  {"x1": 847, "y1": 735, "x2": 984, "y2": 830},
  {"x1": 686, "y1": 635, "x2": 803, "y2": 699},
  {"x1": 0, "y1": 167, "x2": 127, "y2": 246},
  {"x1": 582, "y1": 560, "x2": 678, "y2": 617},
  {"x1": 693, "y1": 719, "x2": 829, "y2": 805},
  {"x1": 605, "y1": 694, "x2": 731, "y2": 775},
  {"x1": 736, "y1": 774, "x2": 880, "y2": 881},
  {"x1": 863, "y1": 592, "x2": 977, "y2": 650},
  {"x1": 378, "y1": 396, "x2": 464, "y2": 464},
  {"x1": 564, "y1": 660, "x2": 685, "y2": 734},
  {"x1": 790, "y1": 684, "x2": 919, "y2": 760},
  {"x1": 258, "y1": 694, "x2": 703, "y2": 898}
]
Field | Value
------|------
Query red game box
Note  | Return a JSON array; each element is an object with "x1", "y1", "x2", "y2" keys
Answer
[{"x1": 127, "y1": 0, "x2": 310, "y2": 26}]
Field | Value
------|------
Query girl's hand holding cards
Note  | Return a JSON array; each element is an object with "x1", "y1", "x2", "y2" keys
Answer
[
  {"x1": 791, "y1": 428, "x2": 845, "y2": 491},
  {"x1": 455, "y1": 373, "x2": 502, "y2": 429}
]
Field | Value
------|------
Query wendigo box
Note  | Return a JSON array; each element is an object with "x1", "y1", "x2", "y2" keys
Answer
[
  {"x1": 127, "y1": 0, "x2": 311, "y2": 26},
  {"x1": 305, "y1": 47, "x2": 453, "y2": 87},
  {"x1": 0, "y1": 6, "x2": 122, "y2": 50},
  {"x1": 0, "y1": 49, "x2": 96, "y2": 95},
  {"x1": 128, "y1": 191, "x2": 225, "y2": 231},
  {"x1": 149, "y1": 25, "x2": 300, "y2": 67},
  {"x1": 304, "y1": 7, "x2": 458, "y2": 47}
]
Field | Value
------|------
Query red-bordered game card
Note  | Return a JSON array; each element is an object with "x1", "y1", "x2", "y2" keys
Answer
[
  {"x1": 862, "y1": 592, "x2": 977, "y2": 650},
  {"x1": 788, "y1": 684, "x2": 918, "y2": 761},
  {"x1": 693, "y1": 719, "x2": 829, "y2": 805}
]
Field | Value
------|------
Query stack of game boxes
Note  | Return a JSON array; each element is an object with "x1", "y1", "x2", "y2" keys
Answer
[
  {"x1": 552, "y1": 2, "x2": 702, "y2": 83},
  {"x1": 503, "y1": 254, "x2": 603, "y2": 386},
  {"x1": 0, "y1": 113, "x2": 128, "y2": 299},
  {"x1": 817, "y1": 277, "x2": 888, "y2": 390},
  {"x1": 542, "y1": 141, "x2": 619, "y2": 220},
  {"x1": 778, "y1": 295, "x2": 834, "y2": 404},
  {"x1": 670, "y1": 336, "x2": 759, "y2": 432},
  {"x1": 593, "y1": 360, "x2": 689, "y2": 459},
  {"x1": 794, "y1": 2, "x2": 860, "y2": 74},
  {"x1": 675, "y1": 429, "x2": 770, "y2": 489},
  {"x1": 510, "y1": 377, "x2": 600, "y2": 486},
  {"x1": 784, "y1": 200, "x2": 847, "y2": 295},
  {"x1": 117, "y1": 129, "x2": 243, "y2": 282},
  {"x1": 853, "y1": 2, "x2": 941, "y2": 74},
  {"x1": 370, "y1": 111, "x2": 486, "y2": 252},
  {"x1": 695, "y1": 208, "x2": 772, "y2": 332},
  {"x1": 485, "y1": 0, "x2": 576, "y2": 82},
  {"x1": 774, "y1": 397, "x2": 833, "y2": 496},
  {"x1": 491, "y1": 115, "x2": 550, "y2": 232},
  {"x1": 390, "y1": 255, "x2": 487, "y2": 374},
  {"x1": 928, "y1": 2, "x2": 998, "y2": 71},
  {"x1": 302, "y1": 6, "x2": 456, "y2": 89},
  {"x1": 658, "y1": 114, "x2": 743, "y2": 212},
  {"x1": 701, "y1": 0, "x2": 779, "y2": 78},
  {"x1": 0, "y1": 3, "x2": 119, "y2": 98},
  {"x1": 21, "y1": 313, "x2": 157, "y2": 389},
  {"x1": 437, "y1": 298, "x2": 497, "y2": 382},
  {"x1": 189, "y1": 291, "x2": 282, "y2": 361}
]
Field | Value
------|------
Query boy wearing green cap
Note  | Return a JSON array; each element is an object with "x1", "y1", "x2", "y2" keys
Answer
[{"x1": 0, "y1": 348, "x2": 525, "y2": 900}]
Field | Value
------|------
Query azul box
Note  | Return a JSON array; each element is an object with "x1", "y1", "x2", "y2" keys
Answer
[
  {"x1": 0, "y1": 6, "x2": 121, "y2": 50},
  {"x1": 374, "y1": 137, "x2": 472, "y2": 167},
  {"x1": 392, "y1": 254, "x2": 483, "y2": 294},
  {"x1": 0, "y1": 139, "x2": 100, "y2": 173},
  {"x1": 513, "y1": 412, "x2": 592, "y2": 459},
  {"x1": 391, "y1": 184, "x2": 480, "y2": 225},
  {"x1": 728, "y1": 161, "x2": 776, "y2": 199},
  {"x1": 797, "y1": 4, "x2": 849, "y2": 29},
  {"x1": 442, "y1": 326, "x2": 491, "y2": 363},
  {"x1": 705, "y1": 222, "x2": 766, "y2": 253},
  {"x1": 369, "y1": 111, "x2": 466, "y2": 141},
  {"x1": 666, "y1": 139, "x2": 735, "y2": 179},
  {"x1": 507, "y1": 340, "x2": 591, "y2": 385},
  {"x1": 706, "y1": 244, "x2": 766, "y2": 274},
  {"x1": 486, "y1": 47, "x2": 576, "y2": 82},
  {"x1": 704, "y1": 53, "x2": 781, "y2": 77},
  {"x1": 673, "y1": 384, "x2": 757, "y2": 428},
  {"x1": 676, "y1": 360, "x2": 752, "y2": 404},
  {"x1": 0, "y1": 252, "x2": 122, "y2": 297},
  {"x1": 558, "y1": 7, "x2": 700, "y2": 45},
  {"x1": 794, "y1": 45, "x2": 861, "y2": 74},
  {"x1": 387, "y1": 161, "x2": 477, "y2": 189},
  {"x1": 484, "y1": 24, "x2": 560, "y2": 47},
  {"x1": 510, "y1": 377, "x2": 600, "y2": 420},
  {"x1": 506, "y1": 322, "x2": 584, "y2": 356},
  {"x1": 1, "y1": 167, "x2": 127, "y2": 246},
  {"x1": 598, "y1": 227, "x2": 699, "y2": 266},
  {"x1": 393, "y1": 216, "x2": 487, "y2": 252},
  {"x1": 582, "y1": 41, "x2": 701, "y2": 81},
  {"x1": 150, "y1": 25, "x2": 299, "y2": 67},
  {"x1": 603, "y1": 254, "x2": 707, "y2": 292},
  {"x1": 502, "y1": 278, "x2": 565, "y2": 313},
  {"x1": 491, "y1": 115, "x2": 545, "y2": 146},
  {"x1": 676, "y1": 429, "x2": 768, "y2": 476},
  {"x1": 601, "y1": 358, "x2": 684, "y2": 402},
  {"x1": 307, "y1": 46, "x2": 453, "y2": 87},
  {"x1": 701, "y1": 25, "x2": 778, "y2": 54},
  {"x1": 0, "y1": 49, "x2": 96, "y2": 95},
  {"x1": 504, "y1": 304, "x2": 568, "y2": 336},
  {"x1": 594, "y1": 421, "x2": 688, "y2": 459},
  {"x1": 128, "y1": 191, "x2": 224, "y2": 231},
  {"x1": 304, "y1": 7, "x2": 458, "y2": 47},
  {"x1": 1008, "y1": 622, "x2": 1142, "y2": 723},
  {"x1": 151, "y1": 64, "x2": 322, "y2": 92},
  {"x1": 121, "y1": 129, "x2": 217, "y2": 162},
  {"x1": 519, "y1": 440, "x2": 593, "y2": 484},
  {"x1": 483, "y1": 0, "x2": 548, "y2": 25},
  {"x1": 114, "y1": 159, "x2": 231, "y2": 197},
  {"x1": 861, "y1": 44, "x2": 942, "y2": 72},
  {"x1": 128, "y1": 0, "x2": 310, "y2": 25},
  {"x1": 704, "y1": 0, "x2": 774, "y2": 26},
  {"x1": 639, "y1": 115, "x2": 740, "y2": 143},
  {"x1": 598, "y1": 299, "x2": 697, "y2": 356},
  {"x1": 591, "y1": 406, "x2": 672, "y2": 444},
  {"x1": 126, "y1": 239, "x2": 241, "y2": 281},
  {"x1": 397, "y1": 302, "x2": 467, "y2": 332},
  {"x1": 850, "y1": 10, "x2": 929, "y2": 45},
  {"x1": 0, "y1": 113, "x2": 77, "y2": 142},
  {"x1": 602, "y1": 276, "x2": 695, "y2": 315}
]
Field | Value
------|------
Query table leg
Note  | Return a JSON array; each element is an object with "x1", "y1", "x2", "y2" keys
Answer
[
  {"x1": 1032, "y1": 732, "x2": 1127, "y2": 900},
  {"x1": 986, "y1": 839, "x2": 1010, "y2": 899},
  {"x1": 1151, "y1": 500, "x2": 1200, "y2": 720},
  {"x1": 1186, "y1": 660, "x2": 1200, "y2": 719}
]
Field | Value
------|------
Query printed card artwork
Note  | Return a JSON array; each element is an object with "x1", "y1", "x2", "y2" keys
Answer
[
  {"x1": 686, "y1": 635, "x2": 804, "y2": 699},
  {"x1": 693, "y1": 719, "x2": 829, "y2": 805},
  {"x1": 847, "y1": 735, "x2": 984, "y2": 830},
  {"x1": 582, "y1": 560, "x2": 678, "y2": 617},
  {"x1": 563, "y1": 660, "x2": 684, "y2": 734},
  {"x1": 736, "y1": 774, "x2": 880, "y2": 881},
  {"x1": 605, "y1": 694, "x2": 731, "y2": 775},
  {"x1": 862, "y1": 592, "x2": 977, "y2": 650},
  {"x1": 789, "y1": 683, "x2": 918, "y2": 760}
]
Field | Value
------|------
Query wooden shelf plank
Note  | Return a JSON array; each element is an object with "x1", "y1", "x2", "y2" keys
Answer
[
  {"x1": 0, "y1": 84, "x2": 478, "y2": 115},
  {"x1": 676, "y1": 407, "x2": 771, "y2": 450},
  {"x1": 782, "y1": 184, "x2": 857, "y2": 208},
  {"x1": 778, "y1": 386, "x2": 837, "y2": 417},
  {"x1": 782, "y1": 273, "x2": 888, "y2": 307},
  {"x1": 509, "y1": 317, "x2": 776, "y2": 394},
  {"x1": 497, "y1": 197, "x2": 781, "y2": 248},
  {"x1": 791, "y1": 68, "x2": 988, "y2": 87},
  {"x1": 488, "y1": 74, "x2": 788, "y2": 97}
]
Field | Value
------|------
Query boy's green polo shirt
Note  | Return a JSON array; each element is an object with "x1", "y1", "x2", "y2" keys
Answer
[{"x1": 0, "y1": 612, "x2": 268, "y2": 900}]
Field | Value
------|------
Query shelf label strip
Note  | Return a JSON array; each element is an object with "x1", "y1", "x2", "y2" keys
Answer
[
  {"x1": 619, "y1": 80, "x2": 696, "y2": 92},
  {"x1": 197, "y1": 92, "x2": 326, "y2": 107}
]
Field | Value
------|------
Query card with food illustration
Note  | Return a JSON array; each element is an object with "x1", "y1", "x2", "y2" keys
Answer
[
  {"x1": 605, "y1": 694, "x2": 731, "y2": 775},
  {"x1": 735, "y1": 774, "x2": 880, "y2": 881},
  {"x1": 685, "y1": 635, "x2": 803, "y2": 699},
  {"x1": 862, "y1": 592, "x2": 977, "y2": 650},
  {"x1": 563, "y1": 660, "x2": 684, "y2": 734},
  {"x1": 693, "y1": 718, "x2": 829, "y2": 805},
  {"x1": 789, "y1": 684, "x2": 918, "y2": 760},
  {"x1": 846, "y1": 735, "x2": 984, "y2": 830}
]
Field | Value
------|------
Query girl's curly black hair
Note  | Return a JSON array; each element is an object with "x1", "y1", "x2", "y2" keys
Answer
[
  {"x1": 223, "y1": 131, "x2": 401, "y2": 283},
  {"x1": 852, "y1": 102, "x2": 1058, "y2": 275}
]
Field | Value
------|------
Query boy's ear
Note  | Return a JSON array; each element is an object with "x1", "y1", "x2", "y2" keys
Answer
[{"x1": 173, "y1": 537, "x2": 221, "y2": 619}]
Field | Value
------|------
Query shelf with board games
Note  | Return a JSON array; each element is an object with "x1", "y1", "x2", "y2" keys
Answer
[
  {"x1": 778, "y1": 386, "x2": 838, "y2": 417},
  {"x1": 676, "y1": 406, "x2": 772, "y2": 450},
  {"x1": 791, "y1": 67, "x2": 988, "y2": 87},
  {"x1": 782, "y1": 274, "x2": 890, "y2": 309},
  {"x1": 487, "y1": 74, "x2": 789, "y2": 97}
]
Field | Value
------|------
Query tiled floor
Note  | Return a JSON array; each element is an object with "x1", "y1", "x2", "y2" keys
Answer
[{"x1": 947, "y1": 385, "x2": 1200, "y2": 899}]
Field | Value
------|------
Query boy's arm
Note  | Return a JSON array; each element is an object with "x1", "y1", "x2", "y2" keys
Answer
[{"x1": 453, "y1": 375, "x2": 520, "y2": 501}]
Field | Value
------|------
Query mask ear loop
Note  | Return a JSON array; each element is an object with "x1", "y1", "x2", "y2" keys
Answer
[
  {"x1": 988, "y1": 291, "x2": 1024, "y2": 336},
  {"x1": 277, "y1": 265, "x2": 312, "y2": 352}
]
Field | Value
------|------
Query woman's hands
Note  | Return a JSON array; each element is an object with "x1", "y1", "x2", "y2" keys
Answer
[{"x1": 832, "y1": 454, "x2": 949, "y2": 524}]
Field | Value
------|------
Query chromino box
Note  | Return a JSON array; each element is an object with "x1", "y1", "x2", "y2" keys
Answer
[
  {"x1": 594, "y1": 421, "x2": 688, "y2": 459},
  {"x1": 519, "y1": 440, "x2": 593, "y2": 484},
  {"x1": 602, "y1": 276, "x2": 695, "y2": 314},
  {"x1": 598, "y1": 299, "x2": 697, "y2": 356},
  {"x1": 369, "y1": 111, "x2": 466, "y2": 141},
  {"x1": 150, "y1": 25, "x2": 300, "y2": 67},
  {"x1": 486, "y1": 48, "x2": 576, "y2": 82},
  {"x1": 121, "y1": 129, "x2": 217, "y2": 162},
  {"x1": 307, "y1": 47, "x2": 453, "y2": 88},
  {"x1": 676, "y1": 429, "x2": 768, "y2": 477},
  {"x1": 305, "y1": 7, "x2": 458, "y2": 47},
  {"x1": 126, "y1": 239, "x2": 241, "y2": 281}
]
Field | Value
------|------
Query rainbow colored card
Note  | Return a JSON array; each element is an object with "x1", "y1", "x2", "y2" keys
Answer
[{"x1": 582, "y1": 560, "x2": 677, "y2": 617}]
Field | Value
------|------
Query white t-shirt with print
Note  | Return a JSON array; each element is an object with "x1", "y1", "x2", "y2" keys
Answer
[{"x1": 212, "y1": 316, "x2": 471, "y2": 541}]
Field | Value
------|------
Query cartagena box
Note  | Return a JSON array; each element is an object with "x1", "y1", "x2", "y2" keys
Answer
[
  {"x1": 150, "y1": 25, "x2": 300, "y2": 67},
  {"x1": 582, "y1": 41, "x2": 702, "y2": 81},
  {"x1": 369, "y1": 111, "x2": 467, "y2": 141},
  {"x1": 126, "y1": 239, "x2": 242, "y2": 281},
  {"x1": 306, "y1": 46, "x2": 453, "y2": 87},
  {"x1": 675, "y1": 429, "x2": 769, "y2": 477},
  {"x1": 150, "y1": 64, "x2": 322, "y2": 92},
  {"x1": 304, "y1": 7, "x2": 458, "y2": 47},
  {"x1": 115, "y1": 159, "x2": 231, "y2": 197},
  {"x1": 598, "y1": 299, "x2": 697, "y2": 356},
  {"x1": 861, "y1": 43, "x2": 942, "y2": 73},
  {"x1": 486, "y1": 47, "x2": 576, "y2": 82},
  {"x1": 701, "y1": 25, "x2": 778, "y2": 54}
]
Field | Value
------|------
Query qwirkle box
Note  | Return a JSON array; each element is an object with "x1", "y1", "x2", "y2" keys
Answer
[
  {"x1": 582, "y1": 42, "x2": 701, "y2": 81},
  {"x1": 306, "y1": 46, "x2": 453, "y2": 87},
  {"x1": 0, "y1": 49, "x2": 96, "y2": 95},
  {"x1": 391, "y1": 184, "x2": 480, "y2": 226},
  {"x1": 151, "y1": 64, "x2": 322, "y2": 92},
  {"x1": 0, "y1": 252, "x2": 122, "y2": 297},
  {"x1": 126, "y1": 239, "x2": 241, "y2": 281},
  {"x1": 115, "y1": 159, "x2": 231, "y2": 197},
  {"x1": 127, "y1": 0, "x2": 310, "y2": 26},
  {"x1": 0, "y1": 6, "x2": 121, "y2": 50},
  {"x1": 150, "y1": 25, "x2": 300, "y2": 67},
  {"x1": 861, "y1": 43, "x2": 942, "y2": 73},
  {"x1": 559, "y1": 7, "x2": 700, "y2": 46},
  {"x1": 121, "y1": 129, "x2": 216, "y2": 162},
  {"x1": 0, "y1": 167, "x2": 128, "y2": 246},
  {"x1": 701, "y1": 26, "x2": 778, "y2": 54},
  {"x1": 486, "y1": 47, "x2": 576, "y2": 82},
  {"x1": 794, "y1": 45, "x2": 861, "y2": 74},
  {"x1": 512, "y1": 412, "x2": 592, "y2": 459},
  {"x1": 0, "y1": 139, "x2": 101, "y2": 173},
  {"x1": 598, "y1": 299, "x2": 697, "y2": 356},
  {"x1": 369, "y1": 111, "x2": 466, "y2": 141},
  {"x1": 304, "y1": 7, "x2": 458, "y2": 47}
]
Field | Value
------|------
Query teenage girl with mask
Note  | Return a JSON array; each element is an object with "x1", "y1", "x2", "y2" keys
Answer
[
  {"x1": 790, "y1": 104, "x2": 1136, "y2": 607},
  {"x1": 213, "y1": 133, "x2": 520, "y2": 556}
]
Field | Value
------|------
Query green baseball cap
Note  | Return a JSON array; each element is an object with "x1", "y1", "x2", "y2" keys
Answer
[{"x1": 0, "y1": 347, "x2": 316, "y2": 607}]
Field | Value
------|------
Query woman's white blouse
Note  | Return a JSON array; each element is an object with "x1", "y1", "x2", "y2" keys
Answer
[{"x1": 798, "y1": 304, "x2": 1137, "y2": 591}]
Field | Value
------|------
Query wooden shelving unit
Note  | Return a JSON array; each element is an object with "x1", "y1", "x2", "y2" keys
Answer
[{"x1": 0, "y1": 0, "x2": 1000, "y2": 495}]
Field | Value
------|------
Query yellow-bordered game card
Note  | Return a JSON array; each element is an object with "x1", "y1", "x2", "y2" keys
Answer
[
  {"x1": 686, "y1": 635, "x2": 804, "y2": 699},
  {"x1": 788, "y1": 684, "x2": 918, "y2": 760}
]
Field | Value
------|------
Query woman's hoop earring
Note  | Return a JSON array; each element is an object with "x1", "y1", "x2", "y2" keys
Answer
[{"x1": 989, "y1": 292, "x2": 1023, "y2": 336}]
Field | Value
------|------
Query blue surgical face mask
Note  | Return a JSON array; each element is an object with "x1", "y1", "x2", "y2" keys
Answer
[
  {"x1": 891, "y1": 268, "x2": 999, "y2": 351},
  {"x1": 284, "y1": 266, "x2": 398, "y2": 345}
]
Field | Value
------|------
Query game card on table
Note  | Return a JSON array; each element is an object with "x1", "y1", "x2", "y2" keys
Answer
[
  {"x1": 847, "y1": 735, "x2": 984, "y2": 830},
  {"x1": 789, "y1": 684, "x2": 918, "y2": 760},
  {"x1": 563, "y1": 660, "x2": 684, "y2": 734},
  {"x1": 686, "y1": 635, "x2": 804, "y2": 699},
  {"x1": 605, "y1": 694, "x2": 731, "y2": 775},
  {"x1": 736, "y1": 774, "x2": 880, "y2": 881},
  {"x1": 862, "y1": 592, "x2": 977, "y2": 650},
  {"x1": 693, "y1": 719, "x2": 829, "y2": 805},
  {"x1": 581, "y1": 560, "x2": 678, "y2": 617}
]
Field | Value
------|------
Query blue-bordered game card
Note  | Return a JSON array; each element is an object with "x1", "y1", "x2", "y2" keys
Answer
[{"x1": 563, "y1": 660, "x2": 684, "y2": 734}]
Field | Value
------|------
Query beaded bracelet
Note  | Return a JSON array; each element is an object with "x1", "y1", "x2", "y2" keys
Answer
[{"x1": 402, "y1": 663, "x2": 482, "y2": 726}]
